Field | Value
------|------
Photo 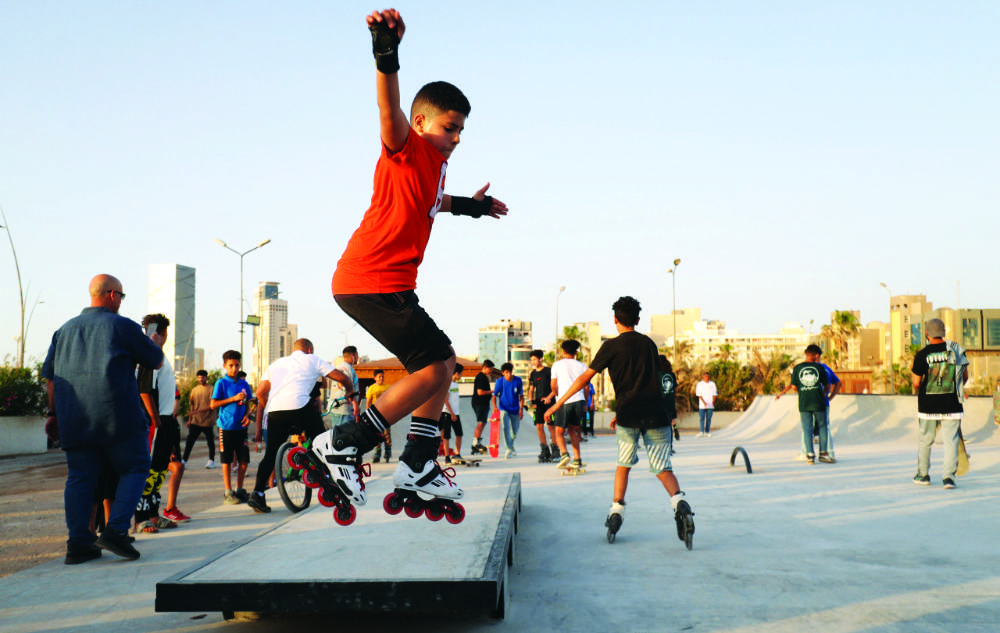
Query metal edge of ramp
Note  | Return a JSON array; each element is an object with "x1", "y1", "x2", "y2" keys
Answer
[{"x1": 155, "y1": 473, "x2": 520, "y2": 619}]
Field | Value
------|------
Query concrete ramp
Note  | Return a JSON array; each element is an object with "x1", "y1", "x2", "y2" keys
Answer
[
  {"x1": 717, "y1": 395, "x2": 998, "y2": 446},
  {"x1": 155, "y1": 472, "x2": 520, "y2": 620}
]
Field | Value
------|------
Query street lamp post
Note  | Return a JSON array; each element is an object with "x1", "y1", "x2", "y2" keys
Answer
[
  {"x1": 555, "y1": 286, "x2": 566, "y2": 350},
  {"x1": 215, "y1": 238, "x2": 271, "y2": 361},
  {"x1": 0, "y1": 207, "x2": 26, "y2": 368},
  {"x1": 880, "y1": 282, "x2": 895, "y2": 393},
  {"x1": 668, "y1": 258, "x2": 681, "y2": 362}
]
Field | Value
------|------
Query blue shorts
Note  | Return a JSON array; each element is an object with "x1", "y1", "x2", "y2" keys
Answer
[{"x1": 616, "y1": 425, "x2": 673, "y2": 473}]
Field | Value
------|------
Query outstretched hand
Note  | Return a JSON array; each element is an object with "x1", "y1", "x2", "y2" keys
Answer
[
  {"x1": 473, "y1": 183, "x2": 508, "y2": 219},
  {"x1": 367, "y1": 9, "x2": 405, "y2": 41}
]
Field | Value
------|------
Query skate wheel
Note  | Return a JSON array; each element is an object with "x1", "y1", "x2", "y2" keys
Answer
[
  {"x1": 287, "y1": 446, "x2": 308, "y2": 468},
  {"x1": 382, "y1": 492, "x2": 403, "y2": 515},
  {"x1": 302, "y1": 469, "x2": 323, "y2": 489},
  {"x1": 403, "y1": 498, "x2": 424, "y2": 519},
  {"x1": 333, "y1": 504, "x2": 357, "y2": 526},
  {"x1": 445, "y1": 502, "x2": 466, "y2": 525},
  {"x1": 318, "y1": 488, "x2": 337, "y2": 508},
  {"x1": 607, "y1": 531, "x2": 616, "y2": 544},
  {"x1": 425, "y1": 505, "x2": 445, "y2": 521}
]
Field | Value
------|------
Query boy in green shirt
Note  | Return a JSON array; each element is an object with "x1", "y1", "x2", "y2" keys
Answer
[{"x1": 776, "y1": 344, "x2": 831, "y2": 464}]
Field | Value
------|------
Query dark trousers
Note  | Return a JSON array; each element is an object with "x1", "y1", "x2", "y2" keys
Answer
[
  {"x1": 253, "y1": 404, "x2": 326, "y2": 494},
  {"x1": 183, "y1": 424, "x2": 215, "y2": 462}
]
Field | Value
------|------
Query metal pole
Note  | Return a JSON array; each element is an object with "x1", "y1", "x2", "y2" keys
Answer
[
  {"x1": 216, "y1": 238, "x2": 271, "y2": 363},
  {"x1": 0, "y1": 208, "x2": 26, "y2": 368},
  {"x1": 670, "y1": 258, "x2": 681, "y2": 362},
  {"x1": 555, "y1": 286, "x2": 566, "y2": 352}
]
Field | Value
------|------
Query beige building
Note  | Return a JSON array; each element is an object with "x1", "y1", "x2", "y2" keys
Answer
[{"x1": 250, "y1": 281, "x2": 297, "y2": 385}]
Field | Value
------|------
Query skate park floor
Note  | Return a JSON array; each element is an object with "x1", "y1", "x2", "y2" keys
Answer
[{"x1": 1, "y1": 394, "x2": 999, "y2": 633}]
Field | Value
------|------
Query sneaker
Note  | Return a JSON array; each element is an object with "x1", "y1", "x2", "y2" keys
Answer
[
  {"x1": 224, "y1": 490, "x2": 241, "y2": 505},
  {"x1": 162, "y1": 507, "x2": 191, "y2": 522},
  {"x1": 444, "y1": 454, "x2": 452, "y2": 464},
  {"x1": 806, "y1": 454, "x2": 815, "y2": 465},
  {"x1": 248, "y1": 492, "x2": 271, "y2": 513},
  {"x1": 571, "y1": 458, "x2": 584, "y2": 469},
  {"x1": 97, "y1": 529, "x2": 141, "y2": 560},
  {"x1": 696, "y1": 432, "x2": 705, "y2": 438},
  {"x1": 556, "y1": 453, "x2": 571, "y2": 469},
  {"x1": 912, "y1": 474, "x2": 931, "y2": 486},
  {"x1": 818, "y1": 453, "x2": 836, "y2": 464},
  {"x1": 943, "y1": 478, "x2": 956, "y2": 489},
  {"x1": 373, "y1": 452, "x2": 382, "y2": 464},
  {"x1": 205, "y1": 459, "x2": 217, "y2": 469},
  {"x1": 65, "y1": 541, "x2": 102, "y2": 565},
  {"x1": 392, "y1": 460, "x2": 464, "y2": 500},
  {"x1": 504, "y1": 449, "x2": 513, "y2": 459},
  {"x1": 234, "y1": 488, "x2": 250, "y2": 503}
]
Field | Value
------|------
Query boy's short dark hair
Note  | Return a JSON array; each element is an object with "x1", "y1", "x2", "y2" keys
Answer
[
  {"x1": 530, "y1": 349, "x2": 544, "y2": 360},
  {"x1": 411, "y1": 81, "x2": 471, "y2": 120},
  {"x1": 237, "y1": 371, "x2": 247, "y2": 379},
  {"x1": 196, "y1": 369, "x2": 208, "y2": 377},
  {"x1": 343, "y1": 345, "x2": 358, "y2": 356},
  {"x1": 805, "y1": 344, "x2": 823, "y2": 356},
  {"x1": 561, "y1": 339, "x2": 581, "y2": 355},
  {"x1": 373, "y1": 369, "x2": 384, "y2": 377},
  {"x1": 482, "y1": 359, "x2": 495, "y2": 369},
  {"x1": 612, "y1": 296, "x2": 641, "y2": 328},
  {"x1": 141, "y1": 313, "x2": 170, "y2": 334},
  {"x1": 500, "y1": 362, "x2": 514, "y2": 373},
  {"x1": 223, "y1": 350, "x2": 241, "y2": 363},
  {"x1": 454, "y1": 363, "x2": 465, "y2": 375}
]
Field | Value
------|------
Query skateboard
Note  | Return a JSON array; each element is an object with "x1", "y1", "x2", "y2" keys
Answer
[
  {"x1": 489, "y1": 408, "x2": 500, "y2": 458},
  {"x1": 450, "y1": 456, "x2": 482, "y2": 468},
  {"x1": 957, "y1": 427, "x2": 970, "y2": 477},
  {"x1": 559, "y1": 462, "x2": 587, "y2": 476}
]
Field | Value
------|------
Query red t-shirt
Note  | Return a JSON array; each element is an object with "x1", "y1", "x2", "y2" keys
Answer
[{"x1": 332, "y1": 130, "x2": 447, "y2": 295}]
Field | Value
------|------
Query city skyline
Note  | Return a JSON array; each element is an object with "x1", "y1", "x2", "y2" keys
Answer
[{"x1": 2, "y1": 2, "x2": 996, "y2": 370}]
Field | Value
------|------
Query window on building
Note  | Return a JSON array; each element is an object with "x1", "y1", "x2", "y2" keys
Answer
[{"x1": 986, "y1": 319, "x2": 1000, "y2": 347}]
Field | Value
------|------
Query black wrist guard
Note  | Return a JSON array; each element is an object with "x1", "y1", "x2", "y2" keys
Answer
[
  {"x1": 369, "y1": 20, "x2": 400, "y2": 74},
  {"x1": 450, "y1": 196, "x2": 493, "y2": 218}
]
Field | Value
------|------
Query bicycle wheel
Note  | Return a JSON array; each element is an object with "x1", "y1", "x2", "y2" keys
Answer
[{"x1": 276, "y1": 442, "x2": 311, "y2": 513}]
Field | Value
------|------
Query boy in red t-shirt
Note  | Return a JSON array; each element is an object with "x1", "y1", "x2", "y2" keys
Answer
[{"x1": 316, "y1": 9, "x2": 507, "y2": 513}]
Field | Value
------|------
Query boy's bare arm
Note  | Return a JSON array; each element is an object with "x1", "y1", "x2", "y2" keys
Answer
[
  {"x1": 544, "y1": 369, "x2": 598, "y2": 422},
  {"x1": 368, "y1": 10, "x2": 409, "y2": 152}
]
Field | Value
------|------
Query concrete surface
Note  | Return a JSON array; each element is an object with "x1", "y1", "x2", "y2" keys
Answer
[{"x1": 1, "y1": 394, "x2": 998, "y2": 633}]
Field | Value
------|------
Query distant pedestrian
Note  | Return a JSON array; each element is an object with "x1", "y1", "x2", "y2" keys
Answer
[
  {"x1": 776, "y1": 344, "x2": 831, "y2": 464},
  {"x1": 911, "y1": 318, "x2": 969, "y2": 489},
  {"x1": 42, "y1": 274, "x2": 163, "y2": 563},
  {"x1": 492, "y1": 362, "x2": 523, "y2": 459},
  {"x1": 816, "y1": 351, "x2": 841, "y2": 458},
  {"x1": 439, "y1": 363, "x2": 465, "y2": 462},
  {"x1": 695, "y1": 372, "x2": 717, "y2": 436},
  {"x1": 658, "y1": 356, "x2": 679, "y2": 450},
  {"x1": 183, "y1": 370, "x2": 217, "y2": 468},
  {"x1": 210, "y1": 351, "x2": 254, "y2": 504},
  {"x1": 366, "y1": 369, "x2": 392, "y2": 462},
  {"x1": 527, "y1": 350, "x2": 557, "y2": 462},
  {"x1": 469, "y1": 361, "x2": 494, "y2": 454},
  {"x1": 549, "y1": 339, "x2": 588, "y2": 468},
  {"x1": 327, "y1": 346, "x2": 360, "y2": 426}
]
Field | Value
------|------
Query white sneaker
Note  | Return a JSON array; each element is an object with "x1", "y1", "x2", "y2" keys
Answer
[
  {"x1": 696, "y1": 432, "x2": 705, "y2": 438},
  {"x1": 392, "y1": 460, "x2": 464, "y2": 500},
  {"x1": 311, "y1": 430, "x2": 370, "y2": 506},
  {"x1": 205, "y1": 460, "x2": 216, "y2": 469}
]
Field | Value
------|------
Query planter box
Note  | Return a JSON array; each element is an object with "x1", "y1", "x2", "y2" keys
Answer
[{"x1": 0, "y1": 415, "x2": 48, "y2": 456}]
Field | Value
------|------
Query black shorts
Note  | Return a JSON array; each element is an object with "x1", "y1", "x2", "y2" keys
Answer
[
  {"x1": 219, "y1": 428, "x2": 250, "y2": 465},
  {"x1": 533, "y1": 401, "x2": 553, "y2": 425},
  {"x1": 150, "y1": 416, "x2": 181, "y2": 471},
  {"x1": 472, "y1": 401, "x2": 491, "y2": 424},
  {"x1": 439, "y1": 412, "x2": 463, "y2": 439},
  {"x1": 335, "y1": 290, "x2": 452, "y2": 374},
  {"x1": 554, "y1": 401, "x2": 586, "y2": 428}
]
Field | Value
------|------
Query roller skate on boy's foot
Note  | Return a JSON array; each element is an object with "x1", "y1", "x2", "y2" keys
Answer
[
  {"x1": 470, "y1": 439, "x2": 487, "y2": 456},
  {"x1": 605, "y1": 500, "x2": 625, "y2": 544},
  {"x1": 384, "y1": 437, "x2": 466, "y2": 524},
  {"x1": 671, "y1": 492, "x2": 695, "y2": 551},
  {"x1": 538, "y1": 443, "x2": 552, "y2": 463}
]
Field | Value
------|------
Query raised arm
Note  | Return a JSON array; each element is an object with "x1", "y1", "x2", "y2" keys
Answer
[{"x1": 367, "y1": 10, "x2": 410, "y2": 152}]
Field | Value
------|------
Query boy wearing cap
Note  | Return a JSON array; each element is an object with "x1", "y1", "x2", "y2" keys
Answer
[{"x1": 911, "y1": 318, "x2": 969, "y2": 488}]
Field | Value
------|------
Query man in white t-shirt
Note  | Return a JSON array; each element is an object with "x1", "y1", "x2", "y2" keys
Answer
[
  {"x1": 327, "y1": 345, "x2": 360, "y2": 427},
  {"x1": 550, "y1": 339, "x2": 589, "y2": 468},
  {"x1": 248, "y1": 338, "x2": 356, "y2": 513},
  {"x1": 695, "y1": 372, "x2": 718, "y2": 437}
]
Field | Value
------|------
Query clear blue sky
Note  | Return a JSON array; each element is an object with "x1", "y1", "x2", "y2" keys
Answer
[{"x1": 2, "y1": 1, "x2": 997, "y2": 372}]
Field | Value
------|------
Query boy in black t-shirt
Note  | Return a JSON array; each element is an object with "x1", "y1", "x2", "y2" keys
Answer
[
  {"x1": 546, "y1": 296, "x2": 694, "y2": 548},
  {"x1": 910, "y1": 318, "x2": 968, "y2": 488},
  {"x1": 528, "y1": 350, "x2": 557, "y2": 462},
  {"x1": 776, "y1": 344, "x2": 831, "y2": 464},
  {"x1": 469, "y1": 360, "x2": 494, "y2": 454}
]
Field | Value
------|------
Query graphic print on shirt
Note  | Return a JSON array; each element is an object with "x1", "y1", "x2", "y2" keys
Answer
[
  {"x1": 925, "y1": 350, "x2": 957, "y2": 395},
  {"x1": 797, "y1": 366, "x2": 822, "y2": 391},
  {"x1": 661, "y1": 374, "x2": 676, "y2": 397},
  {"x1": 428, "y1": 162, "x2": 447, "y2": 218}
]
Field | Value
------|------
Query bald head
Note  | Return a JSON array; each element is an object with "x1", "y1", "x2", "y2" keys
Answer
[
  {"x1": 89, "y1": 274, "x2": 124, "y2": 312},
  {"x1": 293, "y1": 338, "x2": 314, "y2": 354}
]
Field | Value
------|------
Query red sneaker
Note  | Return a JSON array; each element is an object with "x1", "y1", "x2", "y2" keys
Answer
[{"x1": 162, "y1": 507, "x2": 191, "y2": 522}]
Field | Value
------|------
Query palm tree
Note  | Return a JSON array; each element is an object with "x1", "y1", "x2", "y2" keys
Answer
[
  {"x1": 820, "y1": 310, "x2": 861, "y2": 369},
  {"x1": 559, "y1": 325, "x2": 589, "y2": 361},
  {"x1": 749, "y1": 349, "x2": 794, "y2": 395},
  {"x1": 715, "y1": 343, "x2": 734, "y2": 363}
]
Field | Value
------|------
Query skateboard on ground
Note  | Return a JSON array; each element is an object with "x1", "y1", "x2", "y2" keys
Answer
[
  {"x1": 489, "y1": 408, "x2": 500, "y2": 458},
  {"x1": 559, "y1": 462, "x2": 586, "y2": 476},
  {"x1": 957, "y1": 427, "x2": 970, "y2": 477},
  {"x1": 450, "y1": 456, "x2": 482, "y2": 467}
]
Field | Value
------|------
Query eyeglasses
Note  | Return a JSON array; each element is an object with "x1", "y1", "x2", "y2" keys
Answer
[{"x1": 109, "y1": 290, "x2": 126, "y2": 299}]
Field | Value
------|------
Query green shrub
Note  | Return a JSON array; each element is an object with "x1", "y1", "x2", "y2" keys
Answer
[{"x1": 0, "y1": 363, "x2": 47, "y2": 417}]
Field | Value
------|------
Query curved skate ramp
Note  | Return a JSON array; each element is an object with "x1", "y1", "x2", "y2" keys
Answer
[{"x1": 716, "y1": 394, "x2": 998, "y2": 446}]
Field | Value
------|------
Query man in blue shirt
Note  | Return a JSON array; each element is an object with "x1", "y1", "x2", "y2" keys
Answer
[
  {"x1": 42, "y1": 274, "x2": 164, "y2": 564},
  {"x1": 491, "y1": 363, "x2": 523, "y2": 458}
]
